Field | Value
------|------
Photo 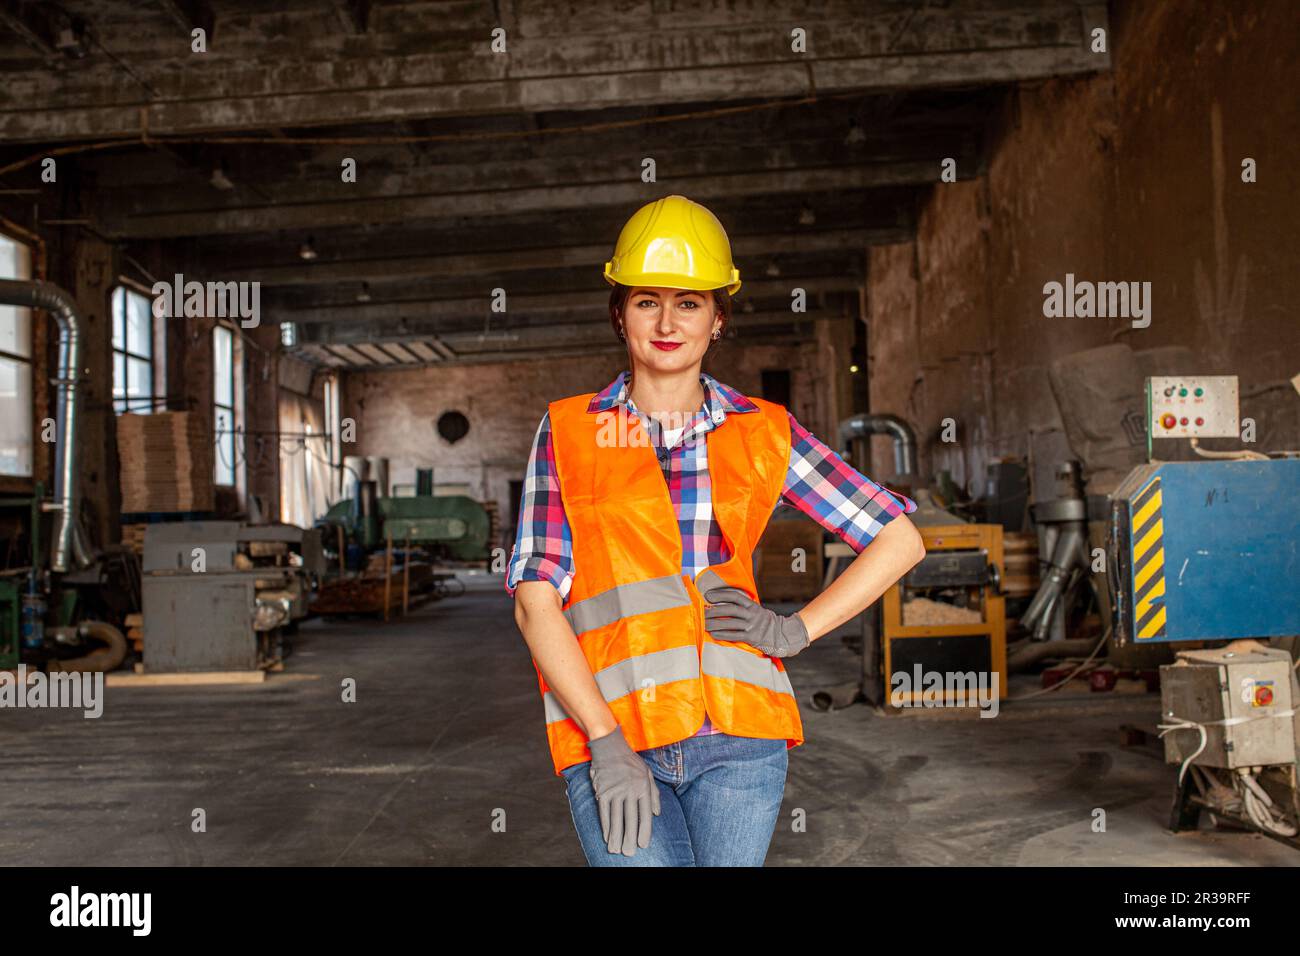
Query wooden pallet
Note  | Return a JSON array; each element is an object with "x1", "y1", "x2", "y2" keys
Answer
[
  {"x1": 121, "y1": 524, "x2": 146, "y2": 555},
  {"x1": 125, "y1": 612, "x2": 144, "y2": 653},
  {"x1": 311, "y1": 563, "x2": 436, "y2": 615}
]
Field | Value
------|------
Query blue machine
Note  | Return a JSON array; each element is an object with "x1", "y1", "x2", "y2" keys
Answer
[{"x1": 1109, "y1": 459, "x2": 1300, "y2": 643}]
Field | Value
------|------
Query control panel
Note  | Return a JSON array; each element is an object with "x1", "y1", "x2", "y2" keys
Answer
[{"x1": 1146, "y1": 375, "x2": 1239, "y2": 440}]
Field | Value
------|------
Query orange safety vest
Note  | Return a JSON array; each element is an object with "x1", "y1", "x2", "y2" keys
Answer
[{"x1": 536, "y1": 390, "x2": 805, "y2": 774}]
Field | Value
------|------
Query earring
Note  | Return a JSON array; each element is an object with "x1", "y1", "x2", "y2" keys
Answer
[{"x1": 711, "y1": 330, "x2": 721, "y2": 340}]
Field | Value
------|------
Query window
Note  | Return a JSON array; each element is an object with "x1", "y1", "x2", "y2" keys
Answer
[
  {"x1": 111, "y1": 285, "x2": 157, "y2": 414},
  {"x1": 0, "y1": 233, "x2": 33, "y2": 477},
  {"x1": 213, "y1": 325, "x2": 237, "y2": 486}
]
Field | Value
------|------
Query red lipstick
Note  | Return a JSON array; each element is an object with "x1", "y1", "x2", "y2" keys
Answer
[{"x1": 651, "y1": 340, "x2": 682, "y2": 351}]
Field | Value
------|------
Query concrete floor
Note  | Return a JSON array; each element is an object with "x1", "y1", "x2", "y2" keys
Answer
[{"x1": 2, "y1": 577, "x2": 1295, "y2": 866}]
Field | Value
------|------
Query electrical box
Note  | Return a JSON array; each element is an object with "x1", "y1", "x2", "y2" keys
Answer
[
  {"x1": 1146, "y1": 375, "x2": 1239, "y2": 440},
  {"x1": 1160, "y1": 646, "x2": 1297, "y2": 769}
]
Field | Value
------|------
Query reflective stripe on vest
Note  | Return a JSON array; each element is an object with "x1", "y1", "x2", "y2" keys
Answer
[
  {"x1": 562, "y1": 573, "x2": 691, "y2": 637},
  {"x1": 544, "y1": 572, "x2": 796, "y2": 724},
  {"x1": 701, "y1": 643, "x2": 795, "y2": 698},
  {"x1": 543, "y1": 643, "x2": 700, "y2": 724},
  {"x1": 543, "y1": 642, "x2": 795, "y2": 724}
]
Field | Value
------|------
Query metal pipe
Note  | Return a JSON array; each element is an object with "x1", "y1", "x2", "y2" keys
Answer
[
  {"x1": 838, "y1": 413, "x2": 916, "y2": 475},
  {"x1": 1020, "y1": 523, "x2": 1087, "y2": 636},
  {"x1": 1005, "y1": 636, "x2": 1099, "y2": 672},
  {"x1": 0, "y1": 279, "x2": 85, "y2": 572},
  {"x1": 47, "y1": 621, "x2": 127, "y2": 673}
]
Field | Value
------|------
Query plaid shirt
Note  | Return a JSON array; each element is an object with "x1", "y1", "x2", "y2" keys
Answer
[{"x1": 507, "y1": 369, "x2": 916, "y2": 737}]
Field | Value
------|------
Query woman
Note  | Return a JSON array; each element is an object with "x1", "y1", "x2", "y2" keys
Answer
[{"x1": 507, "y1": 195, "x2": 925, "y2": 866}]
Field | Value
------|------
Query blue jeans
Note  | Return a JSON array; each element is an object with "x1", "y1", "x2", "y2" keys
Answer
[{"x1": 560, "y1": 733, "x2": 788, "y2": 866}]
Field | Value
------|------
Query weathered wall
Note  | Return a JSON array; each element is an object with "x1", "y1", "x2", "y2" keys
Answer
[
  {"x1": 867, "y1": 178, "x2": 1002, "y2": 495},
  {"x1": 1106, "y1": 0, "x2": 1299, "y2": 445},
  {"x1": 868, "y1": 0, "x2": 1299, "y2": 498}
]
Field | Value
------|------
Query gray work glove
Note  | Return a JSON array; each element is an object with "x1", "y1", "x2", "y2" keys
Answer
[
  {"x1": 586, "y1": 725, "x2": 660, "y2": 856},
  {"x1": 703, "y1": 585, "x2": 811, "y2": 658}
]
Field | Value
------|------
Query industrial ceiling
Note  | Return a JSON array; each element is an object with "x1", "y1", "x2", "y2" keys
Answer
[{"x1": 0, "y1": 0, "x2": 1109, "y2": 368}]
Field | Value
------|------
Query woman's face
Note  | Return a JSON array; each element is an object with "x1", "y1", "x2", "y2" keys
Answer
[{"x1": 621, "y1": 286, "x2": 722, "y2": 373}]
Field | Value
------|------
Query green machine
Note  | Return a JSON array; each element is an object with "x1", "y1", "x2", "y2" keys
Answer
[
  {"x1": 320, "y1": 493, "x2": 491, "y2": 562},
  {"x1": 0, "y1": 577, "x2": 17, "y2": 670},
  {"x1": 1, "y1": 482, "x2": 96, "y2": 671}
]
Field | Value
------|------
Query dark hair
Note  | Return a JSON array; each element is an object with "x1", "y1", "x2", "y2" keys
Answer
[{"x1": 609, "y1": 285, "x2": 733, "y2": 347}]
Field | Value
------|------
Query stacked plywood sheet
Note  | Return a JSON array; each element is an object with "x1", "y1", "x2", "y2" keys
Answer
[
  {"x1": 1001, "y1": 532, "x2": 1041, "y2": 597},
  {"x1": 117, "y1": 412, "x2": 215, "y2": 513}
]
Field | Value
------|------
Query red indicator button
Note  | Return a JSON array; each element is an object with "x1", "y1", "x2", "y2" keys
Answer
[
  {"x1": 1179, "y1": 417, "x2": 1189, "y2": 425},
  {"x1": 1195, "y1": 417, "x2": 1204, "y2": 426},
  {"x1": 1161, "y1": 413, "x2": 1176, "y2": 429}
]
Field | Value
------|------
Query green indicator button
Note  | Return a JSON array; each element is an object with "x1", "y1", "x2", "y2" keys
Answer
[
  {"x1": 1194, "y1": 387, "x2": 1203, "y2": 396},
  {"x1": 1179, "y1": 388, "x2": 1188, "y2": 397}
]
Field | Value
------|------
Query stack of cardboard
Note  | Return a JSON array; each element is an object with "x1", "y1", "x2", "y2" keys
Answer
[
  {"x1": 117, "y1": 412, "x2": 215, "y2": 513},
  {"x1": 1001, "y1": 532, "x2": 1040, "y2": 597}
]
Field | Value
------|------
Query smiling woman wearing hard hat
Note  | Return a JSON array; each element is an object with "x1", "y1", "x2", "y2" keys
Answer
[{"x1": 507, "y1": 195, "x2": 925, "y2": 866}]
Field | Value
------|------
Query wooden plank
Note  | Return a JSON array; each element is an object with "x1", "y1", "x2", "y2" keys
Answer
[
  {"x1": 323, "y1": 343, "x2": 368, "y2": 366},
  {"x1": 404, "y1": 340, "x2": 438, "y2": 362},
  {"x1": 379, "y1": 342, "x2": 416, "y2": 364},
  {"x1": 106, "y1": 670, "x2": 267, "y2": 687},
  {"x1": 354, "y1": 342, "x2": 396, "y2": 365}
]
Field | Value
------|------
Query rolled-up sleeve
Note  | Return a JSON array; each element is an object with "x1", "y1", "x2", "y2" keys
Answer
[
  {"x1": 504, "y1": 412, "x2": 575, "y2": 600},
  {"x1": 780, "y1": 411, "x2": 917, "y2": 554}
]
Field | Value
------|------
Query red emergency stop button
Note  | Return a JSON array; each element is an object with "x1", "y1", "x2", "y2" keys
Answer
[
  {"x1": 1255, "y1": 685, "x2": 1274, "y2": 706},
  {"x1": 1161, "y1": 413, "x2": 1176, "y2": 429}
]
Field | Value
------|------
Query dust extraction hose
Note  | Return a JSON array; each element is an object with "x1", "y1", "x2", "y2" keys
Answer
[
  {"x1": 47, "y1": 621, "x2": 127, "y2": 674},
  {"x1": 0, "y1": 279, "x2": 88, "y2": 572}
]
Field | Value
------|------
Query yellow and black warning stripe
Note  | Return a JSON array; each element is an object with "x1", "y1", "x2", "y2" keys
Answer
[{"x1": 1131, "y1": 476, "x2": 1167, "y2": 640}]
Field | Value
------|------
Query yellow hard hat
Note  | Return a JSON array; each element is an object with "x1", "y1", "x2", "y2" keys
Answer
[{"x1": 603, "y1": 195, "x2": 742, "y2": 295}]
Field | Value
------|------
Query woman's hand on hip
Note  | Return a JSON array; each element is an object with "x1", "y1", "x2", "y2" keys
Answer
[{"x1": 703, "y1": 585, "x2": 811, "y2": 658}]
